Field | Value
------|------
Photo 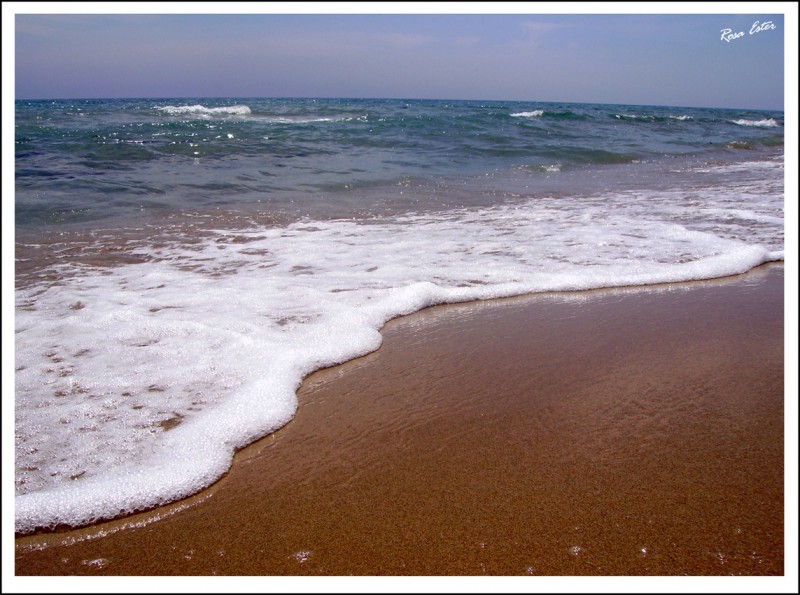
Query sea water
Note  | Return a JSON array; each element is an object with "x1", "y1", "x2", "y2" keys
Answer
[{"x1": 13, "y1": 98, "x2": 784, "y2": 533}]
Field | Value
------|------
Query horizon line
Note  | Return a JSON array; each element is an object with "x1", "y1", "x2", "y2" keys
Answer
[{"x1": 13, "y1": 95, "x2": 785, "y2": 112}]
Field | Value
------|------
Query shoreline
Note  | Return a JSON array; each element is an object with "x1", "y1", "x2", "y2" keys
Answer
[{"x1": 14, "y1": 264, "x2": 787, "y2": 577}]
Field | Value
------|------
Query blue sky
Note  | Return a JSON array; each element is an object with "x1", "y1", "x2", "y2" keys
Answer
[{"x1": 8, "y1": 8, "x2": 793, "y2": 109}]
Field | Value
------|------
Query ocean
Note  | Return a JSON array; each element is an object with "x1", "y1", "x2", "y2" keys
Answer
[{"x1": 13, "y1": 98, "x2": 784, "y2": 534}]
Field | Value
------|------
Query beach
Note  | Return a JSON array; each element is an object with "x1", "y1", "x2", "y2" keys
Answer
[{"x1": 14, "y1": 263, "x2": 785, "y2": 577}]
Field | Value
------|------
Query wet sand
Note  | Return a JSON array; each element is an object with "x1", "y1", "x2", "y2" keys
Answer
[{"x1": 14, "y1": 265, "x2": 786, "y2": 578}]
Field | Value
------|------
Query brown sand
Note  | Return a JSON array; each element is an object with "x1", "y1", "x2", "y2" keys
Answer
[{"x1": 14, "y1": 265, "x2": 785, "y2": 576}]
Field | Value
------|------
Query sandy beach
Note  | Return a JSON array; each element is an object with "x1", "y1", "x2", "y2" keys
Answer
[{"x1": 14, "y1": 264, "x2": 786, "y2": 577}]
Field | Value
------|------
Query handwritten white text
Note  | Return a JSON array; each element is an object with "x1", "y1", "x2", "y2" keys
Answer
[{"x1": 720, "y1": 20, "x2": 776, "y2": 42}]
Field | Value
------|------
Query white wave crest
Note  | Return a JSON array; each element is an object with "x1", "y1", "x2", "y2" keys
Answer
[
  {"x1": 669, "y1": 115, "x2": 693, "y2": 121},
  {"x1": 157, "y1": 104, "x2": 252, "y2": 117},
  {"x1": 257, "y1": 115, "x2": 360, "y2": 125},
  {"x1": 731, "y1": 118, "x2": 779, "y2": 127},
  {"x1": 510, "y1": 110, "x2": 544, "y2": 118},
  {"x1": 614, "y1": 114, "x2": 656, "y2": 121}
]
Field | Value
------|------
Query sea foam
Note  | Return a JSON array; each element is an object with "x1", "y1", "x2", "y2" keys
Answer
[
  {"x1": 731, "y1": 118, "x2": 780, "y2": 127},
  {"x1": 156, "y1": 104, "x2": 252, "y2": 117},
  {"x1": 14, "y1": 156, "x2": 784, "y2": 534}
]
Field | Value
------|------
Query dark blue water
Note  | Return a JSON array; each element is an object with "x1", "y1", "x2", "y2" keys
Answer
[{"x1": 15, "y1": 98, "x2": 784, "y2": 228}]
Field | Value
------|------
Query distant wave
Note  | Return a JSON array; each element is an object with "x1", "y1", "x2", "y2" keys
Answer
[
  {"x1": 156, "y1": 104, "x2": 252, "y2": 117},
  {"x1": 612, "y1": 113, "x2": 665, "y2": 122},
  {"x1": 612, "y1": 113, "x2": 694, "y2": 123},
  {"x1": 510, "y1": 110, "x2": 588, "y2": 120},
  {"x1": 613, "y1": 113, "x2": 656, "y2": 121},
  {"x1": 256, "y1": 115, "x2": 362, "y2": 125},
  {"x1": 510, "y1": 110, "x2": 544, "y2": 118},
  {"x1": 731, "y1": 118, "x2": 779, "y2": 128}
]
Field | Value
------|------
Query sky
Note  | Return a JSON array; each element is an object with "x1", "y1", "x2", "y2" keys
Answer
[{"x1": 6, "y1": 4, "x2": 794, "y2": 110}]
